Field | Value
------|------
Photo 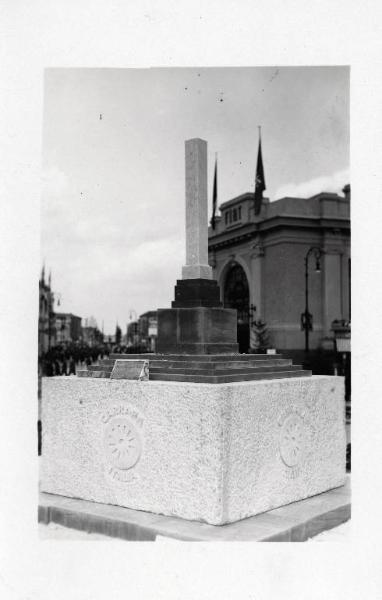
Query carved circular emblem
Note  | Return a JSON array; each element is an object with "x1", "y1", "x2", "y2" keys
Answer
[
  {"x1": 279, "y1": 414, "x2": 306, "y2": 467},
  {"x1": 104, "y1": 417, "x2": 142, "y2": 470}
]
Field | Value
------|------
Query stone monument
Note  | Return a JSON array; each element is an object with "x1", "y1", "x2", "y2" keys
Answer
[
  {"x1": 41, "y1": 138, "x2": 346, "y2": 527},
  {"x1": 80, "y1": 139, "x2": 310, "y2": 383},
  {"x1": 157, "y1": 139, "x2": 238, "y2": 355}
]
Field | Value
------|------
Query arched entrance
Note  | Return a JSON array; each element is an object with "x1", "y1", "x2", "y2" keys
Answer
[{"x1": 223, "y1": 263, "x2": 250, "y2": 353}]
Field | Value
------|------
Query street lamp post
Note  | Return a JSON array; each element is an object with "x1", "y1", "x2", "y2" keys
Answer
[
  {"x1": 129, "y1": 309, "x2": 137, "y2": 322},
  {"x1": 302, "y1": 246, "x2": 323, "y2": 353}
]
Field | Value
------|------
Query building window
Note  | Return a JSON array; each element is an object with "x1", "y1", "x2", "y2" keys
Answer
[{"x1": 225, "y1": 206, "x2": 242, "y2": 227}]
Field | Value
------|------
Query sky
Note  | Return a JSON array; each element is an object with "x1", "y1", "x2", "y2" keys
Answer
[{"x1": 41, "y1": 67, "x2": 349, "y2": 335}]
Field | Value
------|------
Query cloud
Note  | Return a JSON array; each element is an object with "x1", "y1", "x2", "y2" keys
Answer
[
  {"x1": 273, "y1": 168, "x2": 350, "y2": 200},
  {"x1": 126, "y1": 237, "x2": 184, "y2": 274},
  {"x1": 78, "y1": 236, "x2": 184, "y2": 286},
  {"x1": 42, "y1": 165, "x2": 69, "y2": 200}
]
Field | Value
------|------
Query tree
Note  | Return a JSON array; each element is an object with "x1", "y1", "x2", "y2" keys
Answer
[{"x1": 115, "y1": 324, "x2": 122, "y2": 345}]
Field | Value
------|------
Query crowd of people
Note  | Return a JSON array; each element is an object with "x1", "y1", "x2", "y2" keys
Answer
[
  {"x1": 39, "y1": 342, "x2": 150, "y2": 376},
  {"x1": 39, "y1": 342, "x2": 108, "y2": 376}
]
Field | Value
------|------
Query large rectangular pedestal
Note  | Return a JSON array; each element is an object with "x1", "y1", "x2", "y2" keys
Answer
[
  {"x1": 40, "y1": 376, "x2": 346, "y2": 526},
  {"x1": 157, "y1": 306, "x2": 238, "y2": 354}
]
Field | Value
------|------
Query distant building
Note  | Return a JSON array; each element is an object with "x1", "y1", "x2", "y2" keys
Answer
[
  {"x1": 138, "y1": 311, "x2": 158, "y2": 352},
  {"x1": 81, "y1": 316, "x2": 103, "y2": 345},
  {"x1": 126, "y1": 321, "x2": 139, "y2": 346},
  {"x1": 38, "y1": 267, "x2": 55, "y2": 356},
  {"x1": 82, "y1": 325, "x2": 103, "y2": 346},
  {"x1": 55, "y1": 313, "x2": 82, "y2": 344},
  {"x1": 208, "y1": 185, "x2": 350, "y2": 353}
]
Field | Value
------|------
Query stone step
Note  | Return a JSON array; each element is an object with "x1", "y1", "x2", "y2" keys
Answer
[
  {"x1": 100, "y1": 358, "x2": 148, "y2": 367},
  {"x1": 109, "y1": 353, "x2": 155, "y2": 360},
  {"x1": 99, "y1": 359, "x2": 119, "y2": 366},
  {"x1": 100, "y1": 357, "x2": 291, "y2": 371},
  {"x1": 77, "y1": 369, "x2": 112, "y2": 378},
  {"x1": 149, "y1": 365, "x2": 302, "y2": 376},
  {"x1": 77, "y1": 370, "x2": 91, "y2": 378},
  {"x1": 79, "y1": 367, "x2": 310, "y2": 382},
  {"x1": 147, "y1": 358, "x2": 292, "y2": 370},
  {"x1": 109, "y1": 353, "x2": 284, "y2": 362},
  {"x1": 91, "y1": 371, "x2": 112, "y2": 378},
  {"x1": 149, "y1": 370, "x2": 312, "y2": 384},
  {"x1": 101, "y1": 357, "x2": 153, "y2": 365}
]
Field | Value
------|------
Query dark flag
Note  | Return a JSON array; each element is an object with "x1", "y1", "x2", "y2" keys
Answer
[
  {"x1": 210, "y1": 156, "x2": 217, "y2": 229},
  {"x1": 254, "y1": 135, "x2": 266, "y2": 216}
]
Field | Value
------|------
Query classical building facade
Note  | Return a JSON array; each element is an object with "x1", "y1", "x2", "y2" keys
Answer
[
  {"x1": 208, "y1": 185, "x2": 350, "y2": 353},
  {"x1": 38, "y1": 268, "x2": 55, "y2": 356},
  {"x1": 54, "y1": 313, "x2": 82, "y2": 344}
]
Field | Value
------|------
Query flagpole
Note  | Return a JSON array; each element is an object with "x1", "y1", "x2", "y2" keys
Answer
[
  {"x1": 210, "y1": 151, "x2": 218, "y2": 230},
  {"x1": 256, "y1": 125, "x2": 261, "y2": 194},
  {"x1": 254, "y1": 125, "x2": 265, "y2": 216}
]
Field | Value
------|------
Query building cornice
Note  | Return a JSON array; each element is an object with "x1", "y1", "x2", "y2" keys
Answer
[{"x1": 208, "y1": 214, "x2": 350, "y2": 251}]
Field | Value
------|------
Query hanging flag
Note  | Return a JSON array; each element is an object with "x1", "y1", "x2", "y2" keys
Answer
[
  {"x1": 210, "y1": 156, "x2": 217, "y2": 230},
  {"x1": 254, "y1": 132, "x2": 266, "y2": 216}
]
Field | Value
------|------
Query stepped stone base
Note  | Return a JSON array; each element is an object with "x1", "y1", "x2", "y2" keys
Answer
[
  {"x1": 41, "y1": 375, "x2": 346, "y2": 525},
  {"x1": 79, "y1": 353, "x2": 311, "y2": 383}
]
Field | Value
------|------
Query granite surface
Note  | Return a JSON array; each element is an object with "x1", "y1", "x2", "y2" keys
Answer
[
  {"x1": 39, "y1": 477, "x2": 351, "y2": 541},
  {"x1": 182, "y1": 138, "x2": 212, "y2": 280},
  {"x1": 41, "y1": 375, "x2": 346, "y2": 525}
]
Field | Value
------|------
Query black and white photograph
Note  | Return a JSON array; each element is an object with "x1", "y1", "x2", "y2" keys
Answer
[
  {"x1": 1, "y1": 1, "x2": 382, "y2": 599},
  {"x1": 38, "y1": 66, "x2": 351, "y2": 542}
]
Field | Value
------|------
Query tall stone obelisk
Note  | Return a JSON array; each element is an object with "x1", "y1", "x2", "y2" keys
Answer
[
  {"x1": 156, "y1": 138, "x2": 238, "y2": 354},
  {"x1": 182, "y1": 138, "x2": 213, "y2": 280}
]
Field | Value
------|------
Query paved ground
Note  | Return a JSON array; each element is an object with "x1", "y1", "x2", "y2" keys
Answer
[
  {"x1": 39, "y1": 520, "x2": 351, "y2": 542},
  {"x1": 306, "y1": 520, "x2": 351, "y2": 542},
  {"x1": 39, "y1": 522, "x2": 114, "y2": 541}
]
